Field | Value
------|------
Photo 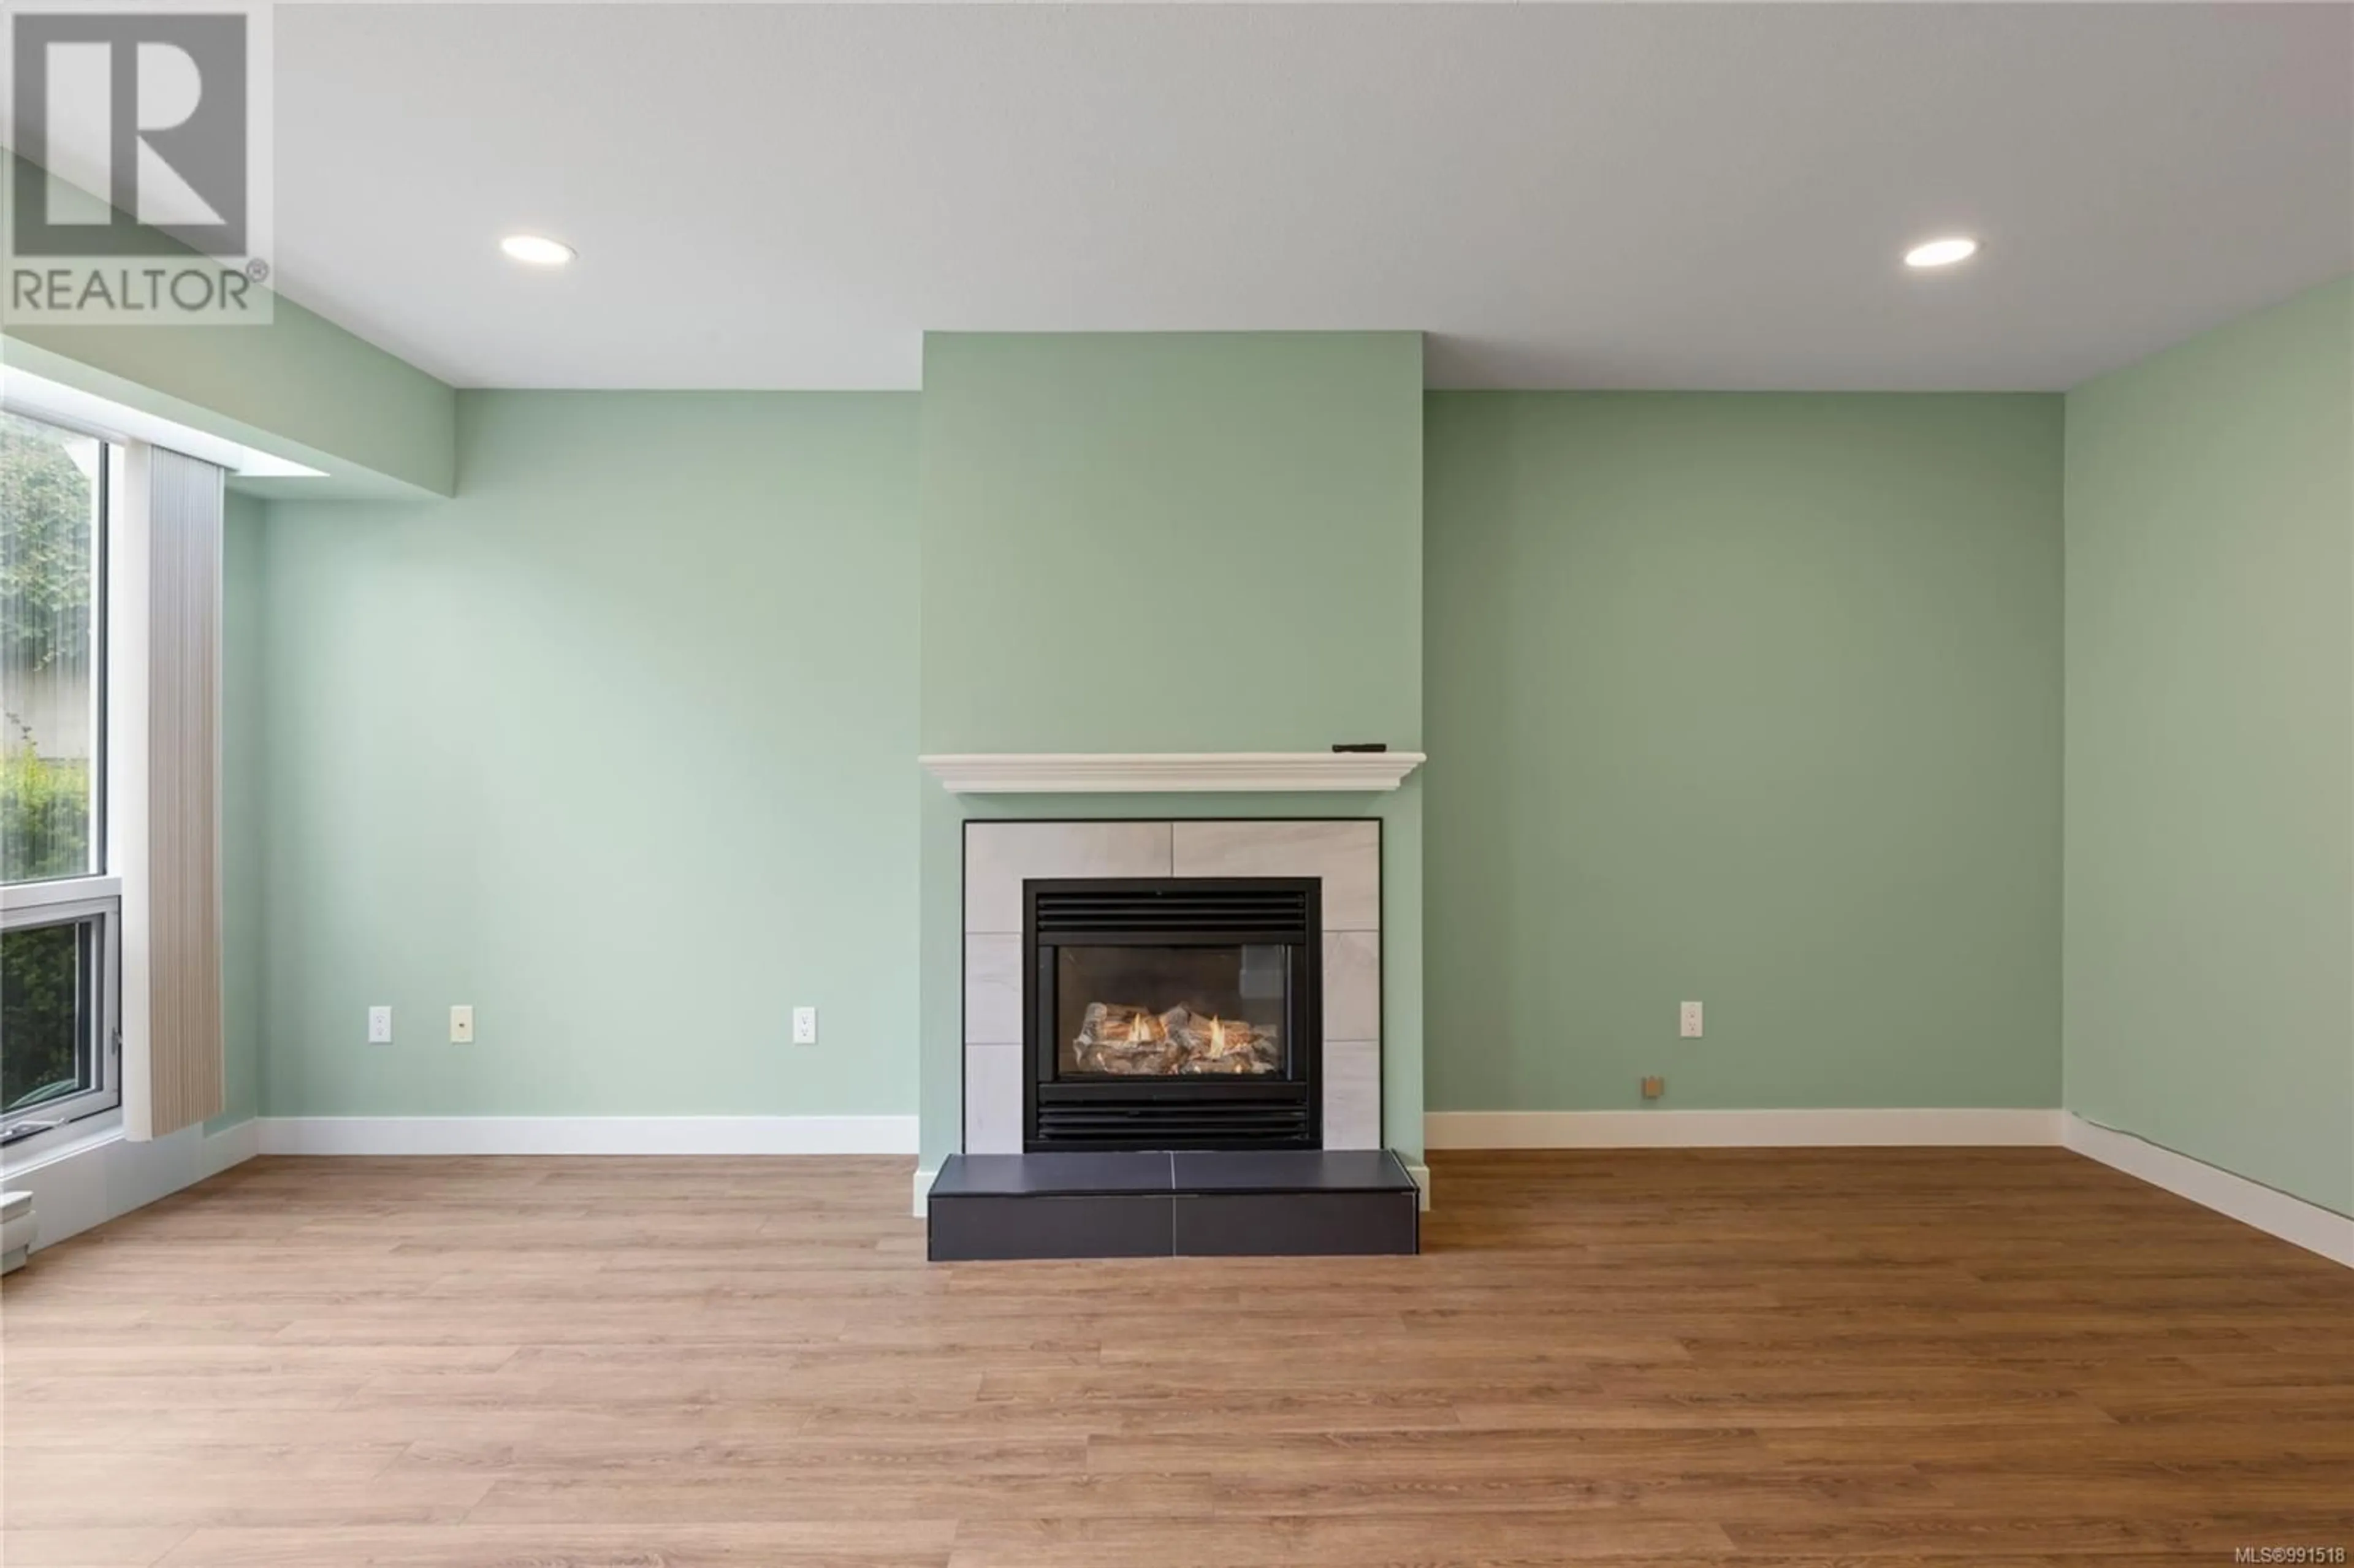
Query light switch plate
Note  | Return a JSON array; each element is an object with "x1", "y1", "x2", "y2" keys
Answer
[
  {"x1": 1679, "y1": 1000, "x2": 1703, "y2": 1038},
  {"x1": 367, "y1": 1005, "x2": 393, "y2": 1045},
  {"x1": 449, "y1": 1005, "x2": 474, "y2": 1043},
  {"x1": 791, "y1": 1006, "x2": 818, "y2": 1045}
]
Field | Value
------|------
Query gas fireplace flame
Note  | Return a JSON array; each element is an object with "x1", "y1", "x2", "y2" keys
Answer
[{"x1": 1072, "y1": 1001, "x2": 1276, "y2": 1076}]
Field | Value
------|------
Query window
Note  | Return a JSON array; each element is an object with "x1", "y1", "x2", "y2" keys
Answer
[
  {"x1": 2, "y1": 412, "x2": 120, "y2": 1139},
  {"x1": 1, "y1": 899, "x2": 116, "y2": 1125}
]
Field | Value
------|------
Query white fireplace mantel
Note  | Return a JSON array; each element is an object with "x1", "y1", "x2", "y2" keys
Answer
[{"x1": 919, "y1": 751, "x2": 1426, "y2": 794}]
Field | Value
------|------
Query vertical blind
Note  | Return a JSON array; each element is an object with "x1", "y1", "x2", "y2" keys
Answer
[{"x1": 120, "y1": 444, "x2": 225, "y2": 1140}]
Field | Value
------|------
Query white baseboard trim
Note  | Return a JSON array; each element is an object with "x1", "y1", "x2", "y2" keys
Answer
[
  {"x1": 1424, "y1": 1108, "x2": 2064, "y2": 1149},
  {"x1": 2063, "y1": 1114, "x2": 2353, "y2": 1268},
  {"x1": 1404, "y1": 1160, "x2": 1431, "y2": 1211},
  {"x1": 256, "y1": 1115, "x2": 920, "y2": 1157},
  {"x1": 1418, "y1": 1107, "x2": 2347, "y2": 1269}
]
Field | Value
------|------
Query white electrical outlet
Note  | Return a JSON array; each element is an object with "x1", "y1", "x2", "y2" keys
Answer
[
  {"x1": 368, "y1": 1005, "x2": 393, "y2": 1045},
  {"x1": 1680, "y1": 1000, "x2": 1704, "y2": 1039},
  {"x1": 449, "y1": 1005, "x2": 474, "y2": 1043},
  {"x1": 791, "y1": 1006, "x2": 818, "y2": 1045}
]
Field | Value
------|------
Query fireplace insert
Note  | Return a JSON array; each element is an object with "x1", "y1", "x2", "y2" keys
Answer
[{"x1": 1023, "y1": 877, "x2": 1321, "y2": 1151}]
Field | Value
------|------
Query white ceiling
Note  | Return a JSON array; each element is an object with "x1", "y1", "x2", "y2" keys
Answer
[{"x1": 271, "y1": 3, "x2": 2354, "y2": 390}]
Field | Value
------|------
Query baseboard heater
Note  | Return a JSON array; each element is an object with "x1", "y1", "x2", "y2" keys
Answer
[{"x1": 2, "y1": 1190, "x2": 34, "y2": 1273}]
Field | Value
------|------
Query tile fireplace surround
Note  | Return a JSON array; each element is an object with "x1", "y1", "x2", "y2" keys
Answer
[{"x1": 962, "y1": 819, "x2": 1383, "y2": 1154}]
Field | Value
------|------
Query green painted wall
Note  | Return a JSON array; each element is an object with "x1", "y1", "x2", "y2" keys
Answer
[
  {"x1": 1424, "y1": 393, "x2": 2064, "y2": 1113},
  {"x1": 2063, "y1": 276, "x2": 2354, "y2": 1216},
  {"x1": 2, "y1": 151, "x2": 456, "y2": 497},
  {"x1": 254, "y1": 392, "x2": 920, "y2": 1116},
  {"x1": 919, "y1": 333, "x2": 1424, "y2": 752},
  {"x1": 916, "y1": 333, "x2": 1427, "y2": 1165},
  {"x1": 208, "y1": 491, "x2": 267, "y2": 1130},
  {"x1": 5, "y1": 300, "x2": 455, "y2": 499}
]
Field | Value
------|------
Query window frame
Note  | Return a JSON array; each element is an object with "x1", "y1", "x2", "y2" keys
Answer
[
  {"x1": 0, "y1": 880, "x2": 122, "y2": 1138},
  {"x1": 2, "y1": 415, "x2": 123, "y2": 1140}
]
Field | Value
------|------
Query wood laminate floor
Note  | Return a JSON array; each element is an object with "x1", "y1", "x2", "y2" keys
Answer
[{"x1": 2, "y1": 1148, "x2": 2348, "y2": 1567}]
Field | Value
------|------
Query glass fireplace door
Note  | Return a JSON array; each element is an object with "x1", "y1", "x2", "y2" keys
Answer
[
  {"x1": 1056, "y1": 943, "x2": 1290, "y2": 1078},
  {"x1": 1024, "y1": 876, "x2": 1323, "y2": 1151}
]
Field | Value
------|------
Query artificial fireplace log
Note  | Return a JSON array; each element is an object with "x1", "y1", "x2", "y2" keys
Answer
[{"x1": 1074, "y1": 1002, "x2": 1279, "y2": 1076}]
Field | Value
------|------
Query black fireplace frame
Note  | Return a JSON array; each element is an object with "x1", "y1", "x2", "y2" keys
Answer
[{"x1": 1022, "y1": 876, "x2": 1323, "y2": 1152}]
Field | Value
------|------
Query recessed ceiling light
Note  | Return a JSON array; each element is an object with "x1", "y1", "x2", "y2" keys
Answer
[
  {"x1": 1904, "y1": 236, "x2": 1980, "y2": 269},
  {"x1": 499, "y1": 234, "x2": 575, "y2": 267}
]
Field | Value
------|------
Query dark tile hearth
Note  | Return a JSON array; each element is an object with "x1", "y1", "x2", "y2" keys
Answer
[
  {"x1": 1168, "y1": 1149, "x2": 1411, "y2": 1192},
  {"x1": 926, "y1": 1148, "x2": 1421, "y2": 1261}
]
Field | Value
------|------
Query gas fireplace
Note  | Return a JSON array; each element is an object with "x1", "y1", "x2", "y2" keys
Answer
[{"x1": 1024, "y1": 878, "x2": 1322, "y2": 1151}]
